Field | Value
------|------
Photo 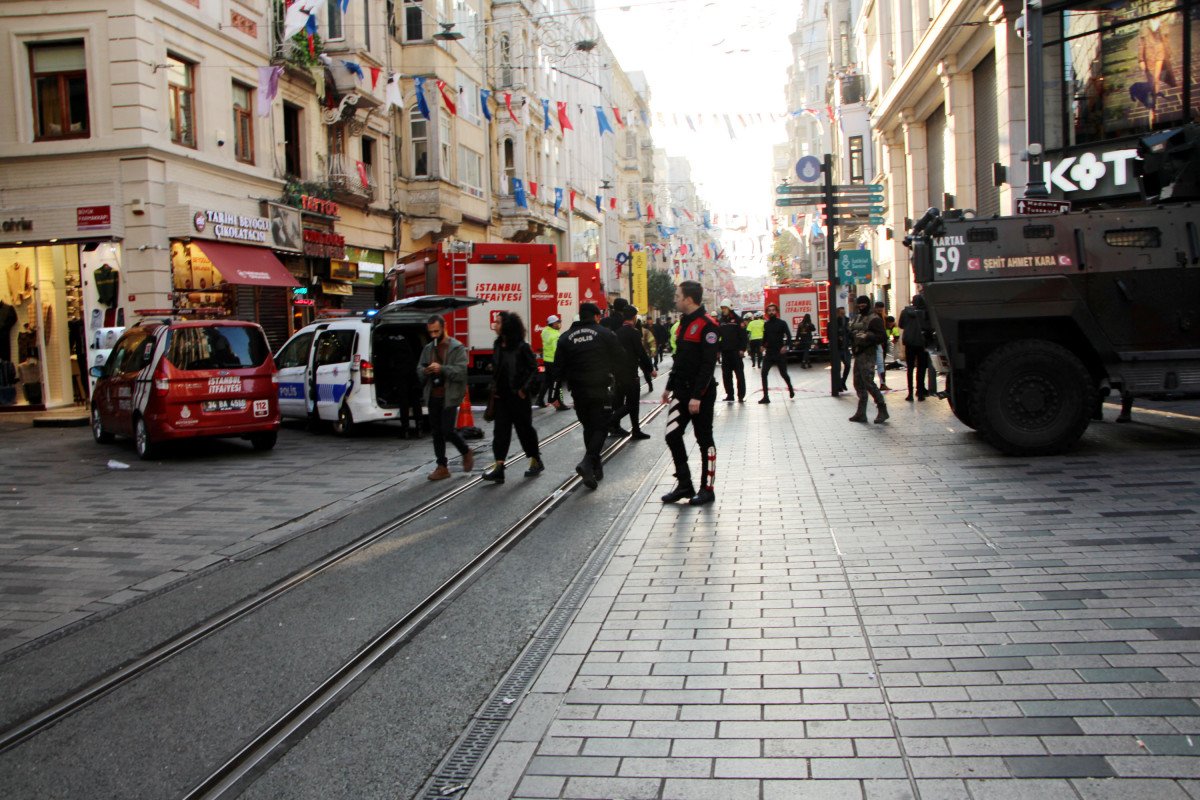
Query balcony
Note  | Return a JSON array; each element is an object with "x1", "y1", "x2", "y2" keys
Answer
[
  {"x1": 399, "y1": 180, "x2": 463, "y2": 240},
  {"x1": 327, "y1": 154, "x2": 375, "y2": 206},
  {"x1": 497, "y1": 195, "x2": 555, "y2": 243}
]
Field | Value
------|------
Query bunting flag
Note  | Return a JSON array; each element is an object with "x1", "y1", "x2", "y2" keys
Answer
[
  {"x1": 686, "y1": 115, "x2": 695, "y2": 132},
  {"x1": 557, "y1": 101, "x2": 573, "y2": 132},
  {"x1": 554, "y1": 188, "x2": 563, "y2": 215},
  {"x1": 385, "y1": 72, "x2": 402, "y2": 110},
  {"x1": 640, "y1": 110, "x2": 651, "y2": 127},
  {"x1": 635, "y1": 202, "x2": 642, "y2": 220},
  {"x1": 595, "y1": 195, "x2": 602, "y2": 213},
  {"x1": 356, "y1": 160, "x2": 369, "y2": 188},
  {"x1": 342, "y1": 60, "x2": 364, "y2": 82},
  {"x1": 569, "y1": 190, "x2": 576, "y2": 210},
  {"x1": 283, "y1": 0, "x2": 321, "y2": 40},
  {"x1": 255, "y1": 65, "x2": 283, "y2": 118},
  {"x1": 594, "y1": 106, "x2": 614, "y2": 135},
  {"x1": 541, "y1": 98, "x2": 551, "y2": 131},
  {"x1": 435, "y1": 79, "x2": 457, "y2": 115},
  {"x1": 504, "y1": 92, "x2": 518, "y2": 124},
  {"x1": 704, "y1": 243, "x2": 711, "y2": 259},
  {"x1": 512, "y1": 178, "x2": 528, "y2": 209},
  {"x1": 480, "y1": 89, "x2": 492, "y2": 121},
  {"x1": 369, "y1": 66, "x2": 381, "y2": 89},
  {"x1": 724, "y1": 114, "x2": 736, "y2": 139},
  {"x1": 339, "y1": 0, "x2": 350, "y2": 11},
  {"x1": 610, "y1": 197, "x2": 618, "y2": 210},
  {"x1": 529, "y1": 181, "x2": 538, "y2": 198},
  {"x1": 414, "y1": 76, "x2": 431, "y2": 120},
  {"x1": 646, "y1": 203, "x2": 655, "y2": 220},
  {"x1": 305, "y1": 12, "x2": 318, "y2": 56},
  {"x1": 612, "y1": 107, "x2": 625, "y2": 128}
]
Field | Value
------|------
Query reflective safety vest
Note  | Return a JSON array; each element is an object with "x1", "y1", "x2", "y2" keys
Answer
[
  {"x1": 669, "y1": 321, "x2": 680, "y2": 353},
  {"x1": 746, "y1": 319, "x2": 765, "y2": 341},
  {"x1": 541, "y1": 325, "x2": 560, "y2": 363}
]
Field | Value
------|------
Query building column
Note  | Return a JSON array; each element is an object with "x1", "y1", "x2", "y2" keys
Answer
[
  {"x1": 119, "y1": 155, "x2": 170, "y2": 311},
  {"x1": 992, "y1": 0, "x2": 1028, "y2": 214},
  {"x1": 902, "y1": 110, "x2": 928, "y2": 298},
  {"x1": 885, "y1": 128, "x2": 913, "y2": 308},
  {"x1": 941, "y1": 55, "x2": 976, "y2": 212}
]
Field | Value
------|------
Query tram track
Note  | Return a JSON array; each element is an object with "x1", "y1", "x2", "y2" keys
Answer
[
  {"x1": 181, "y1": 403, "x2": 666, "y2": 800},
  {"x1": 0, "y1": 415, "x2": 586, "y2": 754}
]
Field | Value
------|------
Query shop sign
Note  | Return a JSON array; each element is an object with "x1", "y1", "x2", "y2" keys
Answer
[
  {"x1": 264, "y1": 202, "x2": 302, "y2": 252},
  {"x1": 194, "y1": 209, "x2": 271, "y2": 245},
  {"x1": 300, "y1": 195, "x2": 339, "y2": 216},
  {"x1": 330, "y1": 259, "x2": 359, "y2": 281},
  {"x1": 303, "y1": 228, "x2": 346, "y2": 260},
  {"x1": 1, "y1": 217, "x2": 33, "y2": 233},
  {"x1": 76, "y1": 205, "x2": 111, "y2": 230},
  {"x1": 1041, "y1": 146, "x2": 1139, "y2": 200}
]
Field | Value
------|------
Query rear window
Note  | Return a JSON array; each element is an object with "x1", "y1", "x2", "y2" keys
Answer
[{"x1": 166, "y1": 326, "x2": 269, "y2": 371}]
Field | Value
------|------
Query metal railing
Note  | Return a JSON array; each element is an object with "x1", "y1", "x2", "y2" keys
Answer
[{"x1": 326, "y1": 153, "x2": 375, "y2": 203}]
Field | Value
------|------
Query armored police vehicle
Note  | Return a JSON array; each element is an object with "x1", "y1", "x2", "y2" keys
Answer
[{"x1": 906, "y1": 124, "x2": 1200, "y2": 456}]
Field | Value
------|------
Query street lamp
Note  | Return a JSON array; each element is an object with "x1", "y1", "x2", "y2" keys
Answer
[{"x1": 433, "y1": 22, "x2": 464, "y2": 41}]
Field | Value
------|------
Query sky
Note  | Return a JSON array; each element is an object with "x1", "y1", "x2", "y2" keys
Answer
[{"x1": 595, "y1": 0, "x2": 793, "y2": 277}]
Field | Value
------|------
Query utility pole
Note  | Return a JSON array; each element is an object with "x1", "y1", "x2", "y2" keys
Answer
[
  {"x1": 824, "y1": 152, "x2": 842, "y2": 397},
  {"x1": 1022, "y1": 0, "x2": 1049, "y2": 198}
]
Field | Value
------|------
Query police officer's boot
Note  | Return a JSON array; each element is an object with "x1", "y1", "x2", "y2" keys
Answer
[
  {"x1": 848, "y1": 401, "x2": 868, "y2": 423},
  {"x1": 661, "y1": 481, "x2": 696, "y2": 503},
  {"x1": 874, "y1": 404, "x2": 890, "y2": 424},
  {"x1": 482, "y1": 461, "x2": 506, "y2": 483}
]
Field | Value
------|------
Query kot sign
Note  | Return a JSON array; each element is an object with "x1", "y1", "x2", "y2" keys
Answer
[{"x1": 1041, "y1": 146, "x2": 1139, "y2": 200}]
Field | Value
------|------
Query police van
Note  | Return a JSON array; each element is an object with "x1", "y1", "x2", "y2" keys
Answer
[{"x1": 273, "y1": 295, "x2": 482, "y2": 434}]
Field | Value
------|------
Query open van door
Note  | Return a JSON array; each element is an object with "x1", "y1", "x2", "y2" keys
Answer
[{"x1": 373, "y1": 294, "x2": 485, "y2": 326}]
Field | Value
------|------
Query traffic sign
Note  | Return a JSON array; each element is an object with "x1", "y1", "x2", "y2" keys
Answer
[
  {"x1": 795, "y1": 155, "x2": 822, "y2": 183},
  {"x1": 777, "y1": 185, "x2": 825, "y2": 194},
  {"x1": 775, "y1": 197, "x2": 820, "y2": 207},
  {"x1": 837, "y1": 250, "x2": 872, "y2": 282},
  {"x1": 1015, "y1": 198, "x2": 1071, "y2": 215},
  {"x1": 834, "y1": 205, "x2": 884, "y2": 214}
]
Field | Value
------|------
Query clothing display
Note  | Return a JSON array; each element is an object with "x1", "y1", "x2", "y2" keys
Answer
[
  {"x1": 6, "y1": 262, "x2": 31, "y2": 305},
  {"x1": 94, "y1": 264, "x2": 119, "y2": 307}
]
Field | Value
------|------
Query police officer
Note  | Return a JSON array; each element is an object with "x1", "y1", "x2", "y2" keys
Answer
[
  {"x1": 717, "y1": 300, "x2": 748, "y2": 403},
  {"x1": 536, "y1": 314, "x2": 563, "y2": 408},
  {"x1": 610, "y1": 306, "x2": 657, "y2": 439},
  {"x1": 758, "y1": 303, "x2": 795, "y2": 403},
  {"x1": 554, "y1": 302, "x2": 621, "y2": 489},
  {"x1": 848, "y1": 295, "x2": 889, "y2": 424},
  {"x1": 661, "y1": 281, "x2": 720, "y2": 507},
  {"x1": 746, "y1": 312, "x2": 765, "y2": 367}
]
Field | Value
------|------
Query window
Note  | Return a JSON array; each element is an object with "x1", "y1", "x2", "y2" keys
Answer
[
  {"x1": 167, "y1": 54, "x2": 196, "y2": 148},
  {"x1": 848, "y1": 135, "x2": 864, "y2": 184},
  {"x1": 106, "y1": 332, "x2": 147, "y2": 376},
  {"x1": 29, "y1": 41, "x2": 89, "y2": 140},
  {"x1": 275, "y1": 332, "x2": 314, "y2": 369},
  {"x1": 283, "y1": 102, "x2": 303, "y2": 177},
  {"x1": 361, "y1": 135, "x2": 376, "y2": 187},
  {"x1": 502, "y1": 137, "x2": 516, "y2": 190},
  {"x1": 411, "y1": 109, "x2": 429, "y2": 177},
  {"x1": 498, "y1": 33, "x2": 513, "y2": 87},
  {"x1": 232, "y1": 83, "x2": 254, "y2": 164},
  {"x1": 167, "y1": 326, "x2": 269, "y2": 370},
  {"x1": 387, "y1": 0, "x2": 396, "y2": 38},
  {"x1": 459, "y1": 146, "x2": 482, "y2": 194},
  {"x1": 439, "y1": 110, "x2": 453, "y2": 179},
  {"x1": 458, "y1": 71, "x2": 479, "y2": 123},
  {"x1": 326, "y1": 0, "x2": 344, "y2": 40},
  {"x1": 314, "y1": 330, "x2": 356, "y2": 366},
  {"x1": 363, "y1": 0, "x2": 371, "y2": 50},
  {"x1": 404, "y1": 0, "x2": 423, "y2": 41}
]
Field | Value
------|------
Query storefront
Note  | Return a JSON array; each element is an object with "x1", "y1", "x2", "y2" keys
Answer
[
  {"x1": 338, "y1": 246, "x2": 386, "y2": 313},
  {"x1": 1, "y1": 205, "x2": 123, "y2": 410}
]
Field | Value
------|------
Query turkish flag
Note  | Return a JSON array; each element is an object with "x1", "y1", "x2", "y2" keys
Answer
[
  {"x1": 435, "y1": 79, "x2": 457, "y2": 115},
  {"x1": 530, "y1": 181, "x2": 538, "y2": 198},
  {"x1": 557, "y1": 101, "x2": 573, "y2": 132},
  {"x1": 612, "y1": 107, "x2": 625, "y2": 128},
  {"x1": 610, "y1": 197, "x2": 617, "y2": 210},
  {"x1": 504, "y1": 92, "x2": 518, "y2": 124},
  {"x1": 569, "y1": 190, "x2": 576, "y2": 210}
]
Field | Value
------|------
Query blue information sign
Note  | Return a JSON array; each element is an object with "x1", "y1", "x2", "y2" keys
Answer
[{"x1": 837, "y1": 250, "x2": 872, "y2": 283}]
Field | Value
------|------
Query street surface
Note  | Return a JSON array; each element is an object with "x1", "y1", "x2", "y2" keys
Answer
[{"x1": 1, "y1": 368, "x2": 1199, "y2": 799}]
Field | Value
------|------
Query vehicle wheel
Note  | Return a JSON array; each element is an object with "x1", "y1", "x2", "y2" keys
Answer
[
  {"x1": 332, "y1": 405, "x2": 355, "y2": 436},
  {"x1": 250, "y1": 431, "x2": 278, "y2": 451},
  {"x1": 947, "y1": 376, "x2": 977, "y2": 430},
  {"x1": 91, "y1": 405, "x2": 114, "y2": 444},
  {"x1": 134, "y1": 416, "x2": 160, "y2": 460},
  {"x1": 970, "y1": 340, "x2": 1095, "y2": 456}
]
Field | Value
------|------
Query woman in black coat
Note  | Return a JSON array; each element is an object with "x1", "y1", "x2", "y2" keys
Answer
[
  {"x1": 482, "y1": 312, "x2": 544, "y2": 483},
  {"x1": 796, "y1": 313, "x2": 816, "y2": 368}
]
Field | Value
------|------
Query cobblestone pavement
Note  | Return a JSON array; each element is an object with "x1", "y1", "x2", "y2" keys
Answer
[
  {"x1": 0, "y1": 416, "x2": 508, "y2": 655},
  {"x1": 465, "y1": 370, "x2": 1200, "y2": 800}
]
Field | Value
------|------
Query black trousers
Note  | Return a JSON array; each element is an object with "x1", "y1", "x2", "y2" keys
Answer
[
  {"x1": 665, "y1": 391, "x2": 716, "y2": 492},
  {"x1": 429, "y1": 397, "x2": 468, "y2": 466},
  {"x1": 761, "y1": 353, "x2": 793, "y2": 394},
  {"x1": 574, "y1": 398, "x2": 610, "y2": 468},
  {"x1": 610, "y1": 377, "x2": 643, "y2": 432},
  {"x1": 749, "y1": 340, "x2": 762, "y2": 367},
  {"x1": 493, "y1": 391, "x2": 540, "y2": 462},
  {"x1": 720, "y1": 353, "x2": 745, "y2": 399},
  {"x1": 536, "y1": 367, "x2": 560, "y2": 405},
  {"x1": 834, "y1": 348, "x2": 852, "y2": 388},
  {"x1": 905, "y1": 345, "x2": 931, "y2": 397}
]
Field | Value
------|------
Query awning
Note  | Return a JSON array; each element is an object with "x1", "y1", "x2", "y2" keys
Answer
[{"x1": 192, "y1": 240, "x2": 299, "y2": 288}]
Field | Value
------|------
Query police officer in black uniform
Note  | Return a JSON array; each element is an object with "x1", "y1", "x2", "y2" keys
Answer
[
  {"x1": 717, "y1": 300, "x2": 748, "y2": 403},
  {"x1": 610, "y1": 305, "x2": 657, "y2": 439},
  {"x1": 554, "y1": 302, "x2": 621, "y2": 489},
  {"x1": 661, "y1": 280, "x2": 720, "y2": 507}
]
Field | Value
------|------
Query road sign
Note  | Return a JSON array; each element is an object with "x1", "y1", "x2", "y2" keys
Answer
[
  {"x1": 775, "y1": 197, "x2": 820, "y2": 207},
  {"x1": 837, "y1": 250, "x2": 872, "y2": 282},
  {"x1": 1015, "y1": 198, "x2": 1072, "y2": 215},
  {"x1": 777, "y1": 185, "x2": 825, "y2": 194},
  {"x1": 795, "y1": 155, "x2": 822, "y2": 183},
  {"x1": 834, "y1": 205, "x2": 884, "y2": 214},
  {"x1": 836, "y1": 184, "x2": 883, "y2": 192}
]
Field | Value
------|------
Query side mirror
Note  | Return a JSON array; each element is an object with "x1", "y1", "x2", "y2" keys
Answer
[{"x1": 89, "y1": 366, "x2": 105, "y2": 378}]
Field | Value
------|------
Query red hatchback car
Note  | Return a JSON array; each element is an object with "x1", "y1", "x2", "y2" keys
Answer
[{"x1": 90, "y1": 319, "x2": 281, "y2": 459}]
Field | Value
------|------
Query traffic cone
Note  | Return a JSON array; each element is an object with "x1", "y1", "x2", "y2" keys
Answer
[{"x1": 456, "y1": 388, "x2": 484, "y2": 440}]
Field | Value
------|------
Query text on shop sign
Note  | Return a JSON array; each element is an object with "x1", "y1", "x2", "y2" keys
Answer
[
  {"x1": 302, "y1": 228, "x2": 346, "y2": 259},
  {"x1": 197, "y1": 210, "x2": 271, "y2": 244}
]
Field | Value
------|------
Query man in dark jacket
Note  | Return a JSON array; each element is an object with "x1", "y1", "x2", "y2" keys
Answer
[
  {"x1": 717, "y1": 303, "x2": 748, "y2": 403},
  {"x1": 849, "y1": 295, "x2": 889, "y2": 424},
  {"x1": 758, "y1": 303, "x2": 794, "y2": 403},
  {"x1": 601, "y1": 297, "x2": 629, "y2": 332},
  {"x1": 827, "y1": 306, "x2": 851, "y2": 392},
  {"x1": 554, "y1": 302, "x2": 621, "y2": 489},
  {"x1": 898, "y1": 294, "x2": 931, "y2": 401},
  {"x1": 652, "y1": 318, "x2": 670, "y2": 366},
  {"x1": 661, "y1": 281, "x2": 720, "y2": 507},
  {"x1": 610, "y1": 306, "x2": 657, "y2": 439}
]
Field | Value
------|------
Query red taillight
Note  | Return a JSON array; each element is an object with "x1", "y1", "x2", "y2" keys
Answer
[
  {"x1": 153, "y1": 362, "x2": 170, "y2": 395},
  {"x1": 360, "y1": 360, "x2": 374, "y2": 384}
]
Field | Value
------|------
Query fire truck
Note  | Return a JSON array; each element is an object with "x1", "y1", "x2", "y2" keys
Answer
[
  {"x1": 764, "y1": 280, "x2": 832, "y2": 360},
  {"x1": 556, "y1": 262, "x2": 608, "y2": 324},
  {"x1": 385, "y1": 241, "x2": 559, "y2": 387}
]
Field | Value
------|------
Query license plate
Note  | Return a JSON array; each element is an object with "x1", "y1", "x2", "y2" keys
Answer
[{"x1": 203, "y1": 399, "x2": 247, "y2": 413}]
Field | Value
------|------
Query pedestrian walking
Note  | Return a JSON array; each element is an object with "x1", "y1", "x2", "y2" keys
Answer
[
  {"x1": 848, "y1": 295, "x2": 889, "y2": 424},
  {"x1": 652, "y1": 317, "x2": 670, "y2": 365},
  {"x1": 795, "y1": 313, "x2": 816, "y2": 369},
  {"x1": 535, "y1": 314, "x2": 564, "y2": 408},
  {"x1": 638, "y1": 317, "x2": 657, "y2": 389},
  {"x1": 827, "y1": 306, "x2": 852, "y2": 392},
  {"x1": 610, "y1": 306, "x2": 657, "y2": 439},
  {"x1": 746, "y1": 312, "x2": 765, "y2": 367},
  {"x1": 553, "y1": 302, "x2": 621, "y2": 490},
  {"x1": 718, "y1": 303, "x2": 748, "y2": 402},
  {"x1": 899, "y1": 296, "x2": 931, "y2": 401},
  {"x1": 661, "y1": 281, "x2": 720, "y2": 507},
  {"x1": 758, "y1": 303, "x2": 795, "y2": 403},
  {"x1": 482, "y1": 312, "x2": 543, "y2": 484},
  {"x1": 417, "y1": 315, "x2": 475, "y2": 480}
]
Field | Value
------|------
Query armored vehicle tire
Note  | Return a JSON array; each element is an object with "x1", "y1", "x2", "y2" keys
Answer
[
  {"x1": 970, "y1": 339, "x2": 1095, "y2": 456},
  {"x1": 947, "y1": 378, "x2": 977, "y2": 430}
]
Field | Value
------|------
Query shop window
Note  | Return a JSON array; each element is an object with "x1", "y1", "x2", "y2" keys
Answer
[
  {"x1": 404, "y1": 0, "x2": 423, "y2": 41},
  {"x1": 275, "y1": 331, "x2": 314, "y2": 369},
  {"x1": 326, "y1": 0, "x2": 344, "y2": 40},
  {"x1": 233, "y1": 82, "x2": 254, "y2": 164},
  {"x1": 283, "y1": 102, "x2": 303, "y2": 178},
  {"x1": 410, "y1": 108, "x2": 429, "y2": 177},
  {"x1": 848, "y1": 135, "x2": 864, "y2": 184},
  {"x1": 29, "y1": 41, "x2": 90, "y2": 140},
  {"x1": 167, "y1": 54, "x2": 196, "y2": 148}
]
